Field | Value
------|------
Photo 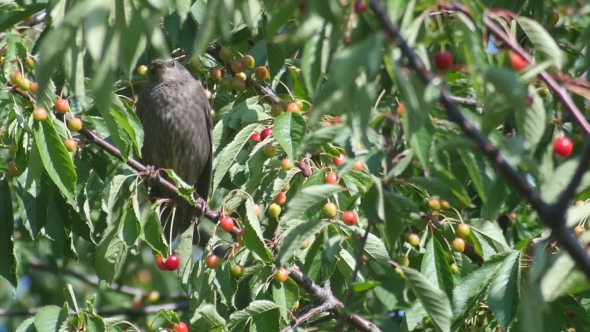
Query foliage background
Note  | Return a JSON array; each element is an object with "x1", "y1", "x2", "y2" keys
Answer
[{"x1": 1, "y1": 0, "x2": 590, "y2": 331}]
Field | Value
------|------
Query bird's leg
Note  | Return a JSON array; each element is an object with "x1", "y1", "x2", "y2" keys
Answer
[{"x1": 143, "y1": 165, "x2": 161, "y2": 195}]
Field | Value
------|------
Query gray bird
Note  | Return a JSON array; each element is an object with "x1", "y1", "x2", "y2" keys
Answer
[{"x1": 136, "y1": 58, "x2": 212, "y2": 241}]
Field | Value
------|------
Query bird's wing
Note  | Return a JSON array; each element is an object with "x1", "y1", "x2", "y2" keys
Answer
[{"x1": 195, "y1": 97, "x2": 213, "y2": 202}]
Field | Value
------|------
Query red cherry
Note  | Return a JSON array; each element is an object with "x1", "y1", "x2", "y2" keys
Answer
[
  {"x1": 205, "y1": 254, "x2": 221, "y2": 269},
  {"x1": 250, "y1": 133, "x2": 261, "y2": 142},
  {"x1": 332, "y1": 116, "x2": 341, "y2": 124},
  {"x1": 509, "y1": 52, "x2": 527, "y2": 72},
  {"x1": 286, "y1": 102, "x2": 300, "y2": 113},
  {"x1": 165, "y1": 255, "x2": 180, "y2": 271},
  {"x1": 260, "y1": 128, "x2": 272, "y2": 140},
  {"x1": 353, "y1": 160, "x2": 364, "y2": 171},
  {"x1": 342, "y1": 211, "x2": 357, "y2": 226},
  {"x1": 433, "y1": 51, "x2": 453, "y2": 71},
  {"x1": 526, "y1": 96, "x2": 533, "y2": 106},
  {"x1": 325, "y1": 172, "x2": 340, "y2": 184},
  {"x1": 333, "y1": 153, "x2": 345, "y2": 166},
  {"x1": 172, "y1": 322, "x2": 189, "y2": 332},
  {"x1": 354, "y1": 0, "x2": 366, "y2": 13},
  {"x1": 274, "y1": 192, "x2": 287, "y2": 206},
  {"x1": 219, "y1": 216, "x2": 235, "y2": 232},
  {"x1": 55, "y1": 98, "x2": 70, "y2": 114},
  {"x1": 156, "y1": 255, "x2": 167, "y2": 271},
  {"x1": 553, "y1": 137, "x2": 573, "y2": 157}
]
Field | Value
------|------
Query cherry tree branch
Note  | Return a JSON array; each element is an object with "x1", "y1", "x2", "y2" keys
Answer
[
  {"x1": 286, "y1": 267, "x2": 382, "y2": 332},
  {"x1": 369, "y1": 0, "x2": 590, "y2": 280}
]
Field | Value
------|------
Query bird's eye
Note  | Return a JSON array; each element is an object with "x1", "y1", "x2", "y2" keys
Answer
[{"x1": 169, "y1": 60, "x2": 176, "y2": 67}]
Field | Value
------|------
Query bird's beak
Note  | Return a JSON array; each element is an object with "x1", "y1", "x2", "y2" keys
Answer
[{"x1": 151, "y1": 60, "x2": 165, "y2": 78}]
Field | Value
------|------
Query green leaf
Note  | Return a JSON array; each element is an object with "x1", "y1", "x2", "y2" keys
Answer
[
  {"x1": 540, "y1": 252, "x2": 590, "y2": 302},
  {"x1": 0, "y1": 177, "x2": 16, "y2": 289},
  {"x1": 176, "y1": 223, "x2": 194, "y2": 286},
  {"x1": 272, "y1": 112, "x2": 307, "y2": 160},
  {"x1": 421, "y1": 238, "x2": 454, "y2": 301},
  {"x1": 541, "y1": 157, "x2": 590, "y2": 204},
  {"x1": 266, "y1": 42, "x2": 286, "y2": 80},
  {"x1": 296, "y1": 125, "x2": 348, "y2": 157},
  {"x1": 279, "y1": 219, "x2": 330, "y2": 266},
  {"x1": 118, "y1": 208, "x2": 140, "y2": 248},
  {"x1": 301, "y1": 23, "x2": 327, "y2": 97},
  {"x1": 95, "y1": 226, "x2": 128, "y2": 284},
  {"x1": 516, "y1": 17, "x2": 564, "y2": 69},
  {"x1": 140, "y1": 212, "x2": 168, "y2": 256},
  {"x1": 281, "y1": 184, "x2": 345, "y2": 222},
  {"x1": 515, "y1": 86, "x2": 546, "y2": 150},
  {"x1": 213, "y1": 123, "x2": 262, "y2": 192},
  {"x1": 0, "y1": 3, "x2": 45, "y2": 32},
  {"x1": 245, "y1": 199, "x2": 274, "y2": 262},
  {"x1": 405, "y1": 177, "x2": 463, "y2": 207},
  {"x1": 402, "y1": 267, "x2": 452, "y2": 332},
  {"x1": 227, "y1": 300, "x2": 279, "y2": 329},
  {"x1": 33, "y1": 305, "x2": 69, "y2": 332},
  {"x1": 452, "y1": 252, "x2": 510, "y2": 318},
  {"x1": 33, "y1": 119, "x2": 77, "y2": 206},
  {"x1": 272, "y1": 278, "x2": 299, "y2": 323},
  {"x1": 15, "y1": 317, "x2": 35, "y2": 332},
  {"x1": 488, "y1": 250, "x2": 521, "y2": 330}
]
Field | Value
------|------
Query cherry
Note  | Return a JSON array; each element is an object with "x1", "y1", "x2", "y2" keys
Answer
[
  {"x1": 574, "y1": 225, "x2": 585, "y2": 237},
  {"x1": 433, "y1": 51, "x2": 453, "y2": 71},
  {"x1": 452, "y1": 238, "x2": 465, "y2": 253},
  {"x1": 18, "y1": 78, "x2": 31, "y2": 91},
  {"x1": 64, "y1": 139, "x2": 77, "y2": 152},
  {"x1": 440, "y1": 200, "x2": 451, "y2": 210},
  {"x1": 8, "y1": 160, "x2": 18, "y2": 177},
  {"x1": 286, "y1": 102, "x2": 300, "y2": 113},
  {"x1": 155, "y1": 255, "x2": 167, "y2": 271},
  {"x1": 553, "y1": 137, "x2": 573, "y2": 157},
  {"x1": 526, "y1": 96, "x2": 533, "y2": 106},
  {"x1": 241, "y1": 55, "x2": 255, "y2": 69},
  {"x1": 271, "y1": 104, "x2": 284, "y2": 117},
  {"x1": 274, "y1": 192, "x2": 287, "y2": 206},
  {"x1": 325, "y1": 172, "x2": 340, "y2": 184},
  {"x1": 231, "y1": 60, "x2": 245, "y2": 73},
  {"x1": 396, "y1": 104, "x2": 405, "y2": 117},
  {"x1": 407, "y1": 233, "x2": 420, "y2": 247},
  {"x1": 509, "y1": 52, "x2": 527, "y2": 72},
  {"x1": 172, "y1": 322, "x2": 189, "y2": 332},
  {"x1": 235, "y1": 72, "x2": 247, "y2": 81},
  {"x1": 450, "y1": 263, "x2": 459, "y2": 274},
  {"x1": 188, "y1": 56, "x2": 203, "y2": 71},
  {"x1": 281, "y1": 158, "x2": 294, "y2": 171},
  {"x1": 33, "y1": 108, "x2": 48, "y2": 121},
  {"x1": 298, "y1": 161, "x2": 311, "y2": 177},
  {"x1": 547, "y1": 11, "x2": 559, "y2": 26},
  {"x1": 353, "y1": 160, "x2": 364, "y2": 171},
  {"x1": 342, "y1": 211, "x2": 357, "y2": 226},
  {"x1": 10, "y1": 71, "x2": 21, "y2": 83},
  {"x1": 232, "y1": 264, "x2": 245, "y2": 278},
  {"x1": 250, "y1": 133, "x2": 261, "y2": 142},
  {"x1": 25, "y1": 58, "x2": 35, "y2": 70},
  {"x1": 275, "y1": 267, "x2": 289, "y2": 283},
  {"x1": 263, "y1": 145, "x2": 276, "y2": 158},
  {"x1": 219, "y1": 47, "x2": 233, "y2": 62},
  {"x1": 268, "y1": 203, "x2": 282, "y2": 218},
  {"x1": 255, "y1": 66, "x2": 269, "y2": 81},
  {"x1": 30, "y1": 82, "x2": 38, "y2": 94},
  {"x1": 331, "y1": 116, "x2": 341, "y2": 124},
  {"x1": 395, "y1": 267, "x2": 405, "y2": 279},
  {"x1": 323, "y1": 202, "x2": 337, "y2": 218},
  {"x1": 397, "y1": 256, "x2": 409, "y2": 267},
  {"x1": 354, "y1": 0, "x2": 366, "y2": 13},
  {"x1": 253, "y1": 204, "x2": 261, "y2": 216},
  {"x1": 218, "y1": 76, "x2": 232, "y2": 90},
  {"x1": 260, "y1": 128, "x2": 272, "y2": 140},
  {"x1": 68, "y1": 117, "x2": 83, "y2": 131},
  {"x1": 457, "y1": 224, "x2": 471, "y2": 239},
  {"x1": 219, "y1": 216, "x2": 235, "y2": 232},
  {"x1": 132, "y1": 300, "x2": 142, "y2": 308},
  {"x1": 210, "y1": 68, "x2": 223, "y2": 81},
  {"x1": 231, "y1": 77, "x2": 247, "y2": 91},
  {"x1": 428, "y1": 198, "x2": 441, "y2": 211},
  {"x1": 205, "y1": 254, "x2": 221, "y2": 269},
  {"x1": 204, "y1": 89, "x2": 212, "y2": 99},
  {"x1": 55, "y1": 99, "x2": 70, "y2": 114},
  {"x1": 165, "y1": 254, "x2": 180, "y2": 271},
  {"x1": 137, "y1": 65, "x2": 148, "y2": 77},
  {"x1": 333, "y1": 153, "x2": 345, "y2": 166},
  {"x1": 300, "y1": 239, "x2": 310, "y2": 249}
]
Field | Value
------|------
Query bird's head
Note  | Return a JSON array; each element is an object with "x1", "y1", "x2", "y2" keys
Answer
[{"x1": 150, "y1": 58, "x2": 185, "y2": 82}]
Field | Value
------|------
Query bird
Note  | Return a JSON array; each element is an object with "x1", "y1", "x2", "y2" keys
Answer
[{"x1": 135, "y1": 58, "x2": 213, "y2": 242}]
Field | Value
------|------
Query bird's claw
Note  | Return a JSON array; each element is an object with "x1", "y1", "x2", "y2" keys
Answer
[{"x1": 143, "y1": 165, "x2": 161, "y2": 195}]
